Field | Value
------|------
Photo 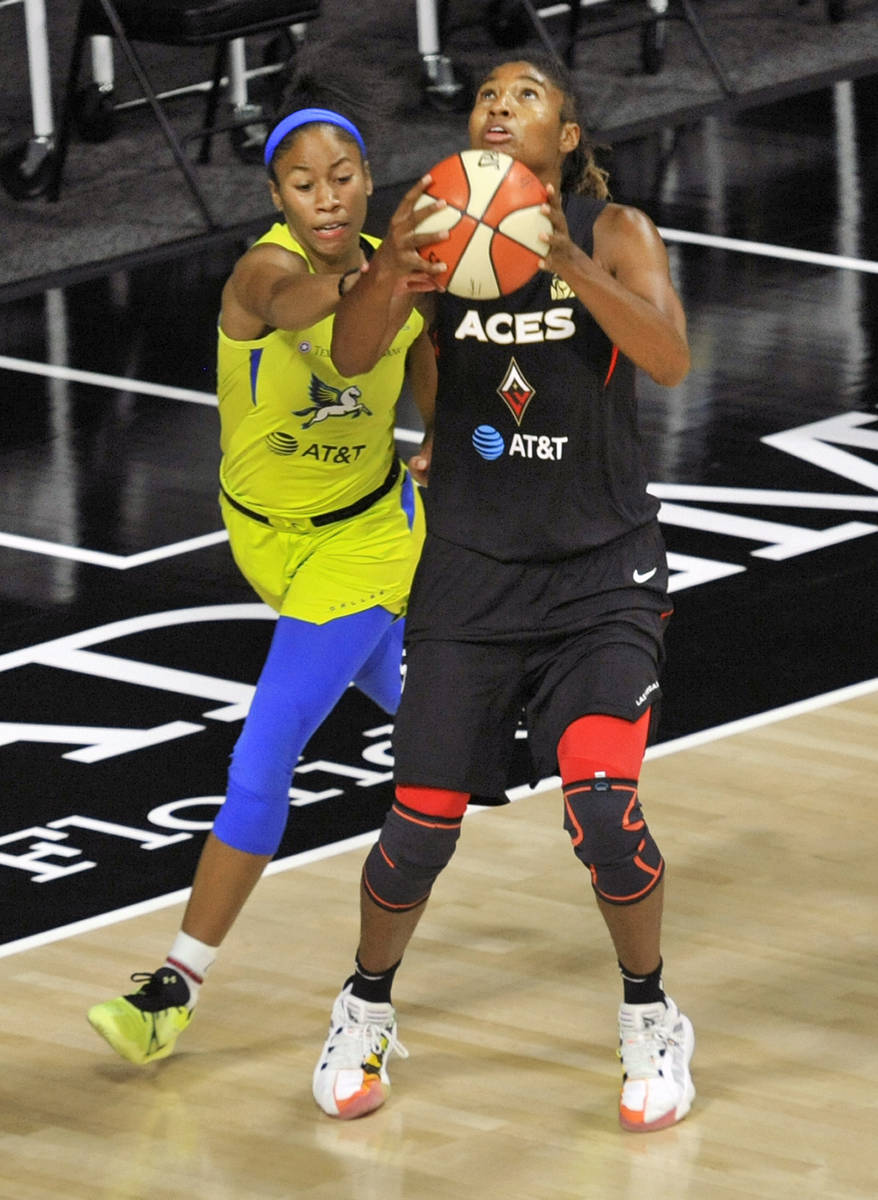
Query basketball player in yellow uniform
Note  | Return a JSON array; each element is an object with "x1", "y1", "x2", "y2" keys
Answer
[{"x1": 86, "y1": 105, "x2": 446, "y2": 1064}]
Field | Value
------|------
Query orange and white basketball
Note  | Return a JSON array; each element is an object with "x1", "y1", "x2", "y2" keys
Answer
[{"x1": 414, "y1": 149, "x2": 552, "y2": 300}]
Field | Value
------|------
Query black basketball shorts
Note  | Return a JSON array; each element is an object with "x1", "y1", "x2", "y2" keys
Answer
[{"x1": 392, "y1": 522, "x2": 673, "y2": 799}]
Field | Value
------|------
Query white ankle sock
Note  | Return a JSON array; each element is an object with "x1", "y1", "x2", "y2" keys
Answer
[{"x1": 165, "y1": 931, "x2": 218, "y2": 1009}]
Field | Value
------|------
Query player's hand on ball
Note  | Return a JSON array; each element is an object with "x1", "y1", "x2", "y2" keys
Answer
[
  {"x1": 379, "y1": 175, "x2": 448, "y2": 291},
  {"x1": 537, "y1": 183, "x2": 576, "y2": 273}
]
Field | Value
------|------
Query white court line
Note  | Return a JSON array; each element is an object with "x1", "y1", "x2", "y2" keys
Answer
[
  {"x1": 0, "y1": 355, "x2": 217, "y2": 404},
  {"x1": 659, "y1": 228, "x2": 878, "y2": 274},
  {"x1": 0, "y1": 529, "x2": 230, "y2": 568},
  {"x1": 647, "y1": 483, "x2": 878, "y2": 511},
  {"x1": 2, "y1": 674, "x2": 876, "y2": 959},
  {"x1": 394, "y1": 426, "x2": 422, "y2": 445}
]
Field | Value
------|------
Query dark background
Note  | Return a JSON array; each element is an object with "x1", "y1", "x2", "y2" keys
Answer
[{"x1": 1, "y1": 0, "x2": 877, "y2": 294}]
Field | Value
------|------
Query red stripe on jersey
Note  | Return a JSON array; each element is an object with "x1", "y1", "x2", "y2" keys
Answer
[{"x1": 604, "y1": 345, "x2": 619, "y2": 387}]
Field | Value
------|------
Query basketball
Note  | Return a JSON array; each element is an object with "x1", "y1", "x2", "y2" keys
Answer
[{"x1": 413, "y1": 149, "x2": 552, "y2": 300}]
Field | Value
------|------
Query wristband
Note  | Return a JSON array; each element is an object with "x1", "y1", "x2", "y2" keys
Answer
[{"x1": 338, "y1": 267, "x2": 361, "y2": 297}]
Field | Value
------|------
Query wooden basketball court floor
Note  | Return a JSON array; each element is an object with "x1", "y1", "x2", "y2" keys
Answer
[{"x1": 2, "y1": 71, "x2": 878, "y2": 1199}]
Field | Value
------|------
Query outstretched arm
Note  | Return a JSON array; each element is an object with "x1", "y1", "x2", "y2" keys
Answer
[
  {"x1": 332, "y1": 176, "x2": 447, "y2": 377},
  {"x1": 220, "y1": 241, "x2": 351, "y2": 341},
  {"x1": 539, "y1": 188, "x2": 690, "y2": 388}
]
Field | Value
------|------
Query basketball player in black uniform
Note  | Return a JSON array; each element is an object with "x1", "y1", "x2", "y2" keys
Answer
[{"x1": 311, "y1": 56, "x2": 695, "y2": 1132}]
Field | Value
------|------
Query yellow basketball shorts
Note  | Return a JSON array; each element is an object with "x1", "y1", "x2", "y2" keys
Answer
[{"x1": 219, "y1": 466, "x2": 426, "y2": 624}]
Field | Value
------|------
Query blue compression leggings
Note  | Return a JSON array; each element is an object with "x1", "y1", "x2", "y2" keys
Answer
[{"x1": 212, "y1": 608, "x2": 404, "y2": 856}]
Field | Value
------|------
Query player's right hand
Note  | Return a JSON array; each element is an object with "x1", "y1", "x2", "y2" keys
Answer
[{"x1": 380, "y1": 175, "x2": 448, "y2": 288}]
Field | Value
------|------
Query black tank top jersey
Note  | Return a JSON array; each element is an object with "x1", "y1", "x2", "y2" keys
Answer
[{"x1": 425, "y1": 194, "x2": 660, "y2": 562}]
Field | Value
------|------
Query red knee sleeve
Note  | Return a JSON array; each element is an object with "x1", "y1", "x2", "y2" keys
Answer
[
  {"x1": 395, "y1": 784, "x2": 470, "y2": 819},
  {"x1": 557, "y1": 711, "x2": 650, "y2": 783}
]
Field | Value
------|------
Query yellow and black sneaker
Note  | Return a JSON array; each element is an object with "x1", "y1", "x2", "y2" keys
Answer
[{"x1": 87, "y1": 968, "x2": 192, "y2": 1065}]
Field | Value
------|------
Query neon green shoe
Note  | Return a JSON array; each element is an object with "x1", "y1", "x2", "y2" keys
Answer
[{"x1": 87, "y1": 969, "x2": 193, "y2": 1065}]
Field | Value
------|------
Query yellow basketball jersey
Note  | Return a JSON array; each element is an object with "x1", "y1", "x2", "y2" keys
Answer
[{"x1": 217, "y1": 222, "x2": 424, "y2": 520}]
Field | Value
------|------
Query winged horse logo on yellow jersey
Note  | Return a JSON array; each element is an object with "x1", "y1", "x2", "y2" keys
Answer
[{"x1": 294, "y1": 374, "x2": 373, "y2": 429}]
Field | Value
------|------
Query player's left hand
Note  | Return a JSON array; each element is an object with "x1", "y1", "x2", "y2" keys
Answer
[
  {"x1": 407, "y1": 431, "x2": 433, "y2": 486},
  {"x1": 536, "y1": 184, "x2": 579, "y2": 274}
]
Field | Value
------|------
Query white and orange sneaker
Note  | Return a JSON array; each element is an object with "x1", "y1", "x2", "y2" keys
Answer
[
  {"x1": 312, "y1": 983, "x2": 408, "y2": 1119},
  {"x1": 617, "y1": 996, "x2": 695, "y2": 1131}
]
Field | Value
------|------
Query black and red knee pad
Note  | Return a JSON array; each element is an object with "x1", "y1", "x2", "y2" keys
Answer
[
  {"x1": 362, "y1": 785, "x2": 468, "y2": 912},
  {"x1": 562, "y1": 776, "x2": 664, "y2": 904},
  {"x1": 557, "y1": 712, "x2": 662, "y2": 905}
]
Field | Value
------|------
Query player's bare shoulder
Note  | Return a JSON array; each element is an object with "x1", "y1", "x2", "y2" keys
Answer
[
  {"x1": 235, "y1": 237, "x2": 310, "y2": 286},
  {"x1": 593, "y1": 201, "x2": 667, "y2": 275},
  {"x1": 221, "y1": 240, "x2": 309, "y2": 340}
]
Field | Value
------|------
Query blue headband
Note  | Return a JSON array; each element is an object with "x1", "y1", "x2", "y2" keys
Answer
[{"x1": 263, "y1": 107, "x2": 367, "y2": 168}]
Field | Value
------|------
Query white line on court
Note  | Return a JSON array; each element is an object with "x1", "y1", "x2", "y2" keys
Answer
[
  {"x1": 0, "y1": 354, "x2": 217, "y2": 404},
  {"x1": 2, "y1": 674, "x2": 876, "y2": 959},
  {"x1": 0, "y1": 529, "x2": 230, "y2": 568},
  {"x1": 659, "y1": 228, "x2": 878, "y2": 274}
]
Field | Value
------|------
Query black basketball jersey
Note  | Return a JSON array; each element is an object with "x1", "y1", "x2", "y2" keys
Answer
[{"x1": 424, "y1": 194, "x2": 660, "y2": 562}]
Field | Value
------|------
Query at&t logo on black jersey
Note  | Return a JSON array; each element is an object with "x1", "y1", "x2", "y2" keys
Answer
[{"x1": 472, "y1": 425, "x2": 569, "y2": 461}]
